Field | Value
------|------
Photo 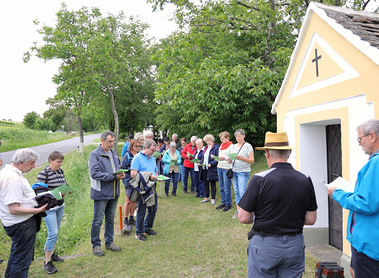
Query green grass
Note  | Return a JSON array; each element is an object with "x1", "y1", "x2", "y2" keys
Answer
[
  {"x1": 0, "y1": 124, "x2": 74, "y2": 151},
  {"x1": 0, "y1": 146, "x2": 321, "y2": 277}
]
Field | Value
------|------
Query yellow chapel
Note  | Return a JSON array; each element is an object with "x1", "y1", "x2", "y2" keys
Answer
[{"x1": 272, "y1": 2, "x2": 379, "y2": 275}]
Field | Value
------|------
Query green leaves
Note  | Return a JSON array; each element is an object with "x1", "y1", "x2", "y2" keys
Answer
[
  {"x1": 151, "y1": 0, "x2": 311, "y2": 144},
  {"x1": 24, "y1": 4, "x2": 155, "y2": 140}
]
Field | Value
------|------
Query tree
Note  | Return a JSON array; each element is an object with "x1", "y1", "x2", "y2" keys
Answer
[
  {"x1": 24, "y1": 4, "x2": 153, "y2": 153},
  {"x1": 23, "y1": 111, "x2": 41, "y2": 130},
  {"x1": 150, "y1": 0, "x2": 370, "y2": 145},
  {"x1": 43, "y1": 99, "x2": 68, "y2": 132},
  {"x1": 151, "y1": 1, "x2": 293, "y2": 145}
]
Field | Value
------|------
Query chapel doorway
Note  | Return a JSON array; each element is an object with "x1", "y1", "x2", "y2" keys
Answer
[{"x1": 326, "y1": 124, "x2": 343, "y2": 250}]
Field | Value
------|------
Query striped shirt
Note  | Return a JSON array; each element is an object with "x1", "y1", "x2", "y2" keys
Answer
[{"x1": 36, "y1": 166, "x2": 66, "y2": 190}]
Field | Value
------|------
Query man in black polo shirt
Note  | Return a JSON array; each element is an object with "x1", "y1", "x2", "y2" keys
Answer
[{"x1": 238, "y1": 132, "x2": 318, "y2": 278}]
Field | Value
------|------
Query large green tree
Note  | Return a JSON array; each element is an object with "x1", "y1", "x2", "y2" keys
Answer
[
  {"x1": 150, "y1": 0, "x2": 372, "y2": 144},
  {"x1": 24, "y1": 4, "x2": 154, "y2": 152}
]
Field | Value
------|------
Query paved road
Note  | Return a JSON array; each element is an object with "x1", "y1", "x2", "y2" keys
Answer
[{"x1": 0, "y1": 133, "x2": 102, "y2": 170}]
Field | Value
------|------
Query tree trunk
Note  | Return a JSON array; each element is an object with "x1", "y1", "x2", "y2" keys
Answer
[
  {"x1": 107, "y1": 85, "x2": 119, "y2": 154},
  {"x1": 77, "y1": 115, "x2": 84, "y2": 154}
]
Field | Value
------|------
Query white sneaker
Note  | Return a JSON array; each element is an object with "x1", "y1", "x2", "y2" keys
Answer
[{"x1": 232, "y1": 212, "x2": 238, "y2": 219}]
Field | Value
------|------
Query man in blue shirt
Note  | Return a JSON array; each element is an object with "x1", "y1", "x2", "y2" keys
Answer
[
  {"x1": 328, "y1": 119, "x2": 379, "y2": 278},
  {"x1": 131, "y1": 139, "x2": 158, "y2": 241}
]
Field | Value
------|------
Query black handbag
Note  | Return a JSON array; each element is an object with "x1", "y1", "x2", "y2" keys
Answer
[
  {"x1": 226, "y1": 142, "x2": 245, "y2": 180},
  {"x1": 226, "y1": 169, "x2": 233, "y2": 179}
]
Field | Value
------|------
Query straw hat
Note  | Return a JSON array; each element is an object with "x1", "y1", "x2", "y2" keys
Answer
[{"x1": 255, "y1": 132, "x2": 295, "y2": 150}]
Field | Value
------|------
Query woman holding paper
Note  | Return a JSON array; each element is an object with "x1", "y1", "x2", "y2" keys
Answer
[
  {"x1": 200, "y1": 134, "x2": 219, "y2": 205},
  {"x1": 193, "y1": 138, "x2": 205, "y2": 198},
  {"x1": 36, "y1": 151, "x2": 69, "y2": 274},
  {"x1": 214, "y1": 131, "x2": 233, "y2": 212},
  {"x1": 228, "y1": 129, "x2": 254, "y2": 219},
  {"x1": 161, "y1": 142, "x2": 182, "y2": 196},
  {"x1": 181, "y1": 136, "x2": 198, "y2": 193}
]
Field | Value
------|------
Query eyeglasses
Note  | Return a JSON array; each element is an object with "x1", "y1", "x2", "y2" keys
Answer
[
  {"x1": 134, "y1": 145, "x2": 141, "y2": 148},
  {"x1": 148, "y1": 147, "x2": 156, "y2": 152},
  {"x1": 105, "y1": 140, "x2": 115, "y2": 143},
  {"x1": 357, "y1": 133, "x2": 369, "y2": 143}
]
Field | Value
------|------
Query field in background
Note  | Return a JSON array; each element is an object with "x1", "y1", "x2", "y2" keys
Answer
[{"x1": 0, "y1": 123, "x2": 73, "y2": 151}]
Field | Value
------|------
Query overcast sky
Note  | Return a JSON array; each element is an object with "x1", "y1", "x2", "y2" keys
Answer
[{"x1": 0, "y1": 1, "x2": 177, "y2": 122}]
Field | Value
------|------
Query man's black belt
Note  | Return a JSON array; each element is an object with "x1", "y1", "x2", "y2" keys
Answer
[{"x1": 248, "y1": 228, "x2": 302, "y2": 240}]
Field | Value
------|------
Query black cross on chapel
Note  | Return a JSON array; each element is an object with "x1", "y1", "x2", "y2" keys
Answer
[{"x1": 312, "y1": 48, "x2": 322, "y2": 77}]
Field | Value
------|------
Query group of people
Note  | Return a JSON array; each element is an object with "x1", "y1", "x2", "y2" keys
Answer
[
  {"x1": 159, "y1": 129, "x2": 255, "y2": 218},
  {"x1": 1, "y1": 118, "x2": 379, "y2": 277}
]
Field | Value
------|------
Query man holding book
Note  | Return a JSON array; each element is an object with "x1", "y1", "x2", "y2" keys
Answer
[{"x1": 89, "y1": 131, "x2": 125, "y2": 256}]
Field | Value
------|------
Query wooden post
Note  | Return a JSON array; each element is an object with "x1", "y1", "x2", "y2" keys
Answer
[{"x1": 119, "y1": 205, "x2": 123, "y2": 236}]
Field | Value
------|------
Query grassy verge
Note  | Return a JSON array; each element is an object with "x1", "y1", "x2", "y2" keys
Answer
[
  {"x1": 0, "y1": 124, "x2": 74, "y2": 152},
  {"x1": 0, "y1": 146, "x2": 320, "y2": 277}
]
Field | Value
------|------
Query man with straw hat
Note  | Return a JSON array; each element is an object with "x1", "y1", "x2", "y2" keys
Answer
[{"x1": 238, "y1": 132, "x2": 318, "y2": 278}]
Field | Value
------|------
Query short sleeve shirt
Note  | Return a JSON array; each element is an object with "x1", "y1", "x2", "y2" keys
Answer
[
  {"x1": 239, "y1": 162, "x2": 318, "y2": 234},
  {"x1": 131, "y1": 152, "x2": 158, "y2": 174},
  {"x1": 231, "y1": 142, "x2": 253, "y2": 172},
  {"x1": 0, "y1": 164, "x2": 36, "y2": 226}
]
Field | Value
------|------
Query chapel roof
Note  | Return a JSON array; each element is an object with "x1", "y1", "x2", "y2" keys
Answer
[
  {"x1": 317, "y1": 3, "x2": 379, "y2": 49},
  {"x1": 271, "y1": 2, "x2": 379, "y2": 114}
]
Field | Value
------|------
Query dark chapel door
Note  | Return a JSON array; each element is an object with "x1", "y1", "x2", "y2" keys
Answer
[{"x1": 326, "y1": 124, "x2": 343, "y2": 250}]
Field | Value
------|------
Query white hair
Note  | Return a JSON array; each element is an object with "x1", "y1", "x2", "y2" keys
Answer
[
  {"x1": 267, "y1": 149, "x2": 291, "y2": 159},
  {"x1": 134, "y1": 132, "x2": 144, "y2": 140},
  {"x1": 144, "y1": 130, "x2": 154, "y2": 139},
  {"x1": 196, "y1": 139, "x2": 204, "y2": 145},
  {"x1": 190, "y1": 136, "x2": 198, "y2": 142},
  {"x1": 12, "y1": 148, "x2": 40, "y2": 164},
  {"x1": 357, "y1": 119, "x2": 379, "y2": 135}
]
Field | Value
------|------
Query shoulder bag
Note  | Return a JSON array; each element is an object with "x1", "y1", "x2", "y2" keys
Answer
[{"x1": 226, "y1": 142, "x2": 245, "y2": 179}]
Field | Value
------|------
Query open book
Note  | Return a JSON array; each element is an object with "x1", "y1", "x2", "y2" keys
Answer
[
  {"x1": 38, "y1": 184, "x2": 73, "y2": 200},
  {"x1": 324, "y1": 177, "x2": 354, "y2": 193}
]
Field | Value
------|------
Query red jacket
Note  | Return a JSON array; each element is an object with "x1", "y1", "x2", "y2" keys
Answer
[{"x1": 181, "y1": 143, "x2": 197, "y2": 168}]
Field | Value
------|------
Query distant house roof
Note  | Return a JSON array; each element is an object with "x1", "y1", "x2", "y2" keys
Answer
[{"x1": 271, "y1": 2, "x2": 379, "y2": 114}]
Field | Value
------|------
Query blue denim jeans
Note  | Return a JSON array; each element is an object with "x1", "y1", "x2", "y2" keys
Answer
[
  {"x1": 4, "y1": 216, "x2": 37, "y2": 278},
  {"x1": 182, "y1": 166, "x2": 195, "y2": 192},
  {"x1": 136, "y1": 190, "x2": 158, "y2": 235},
  {"x1": 43, "y1": 205, "x2": 65, "y2": 251},
  {"x1": 232, "y1": 171, "x2": 250, "y2": 207},
  {"x1": 218, "y1": 168, "x2": 232, "y2": 206},
  {"x1": 164, "y1": 172, "x2": 179, "y2": 195},
  {"x1": 91, "y1": 198, "x2": 118, "y2": 247},
  {"x1": 193, "y1": 170, "x2": 204, "y2": 197},
  {"x1": 179, "y1": 165, "x2": 184, "y2": 181}
]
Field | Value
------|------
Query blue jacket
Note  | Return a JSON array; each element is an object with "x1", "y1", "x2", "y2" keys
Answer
[
  {"x1": 160, "y1": 144, "x2": 169, "y2": 153},
  {"x1": 194, "y1": 148, "x2": 204, "y2": 169},
  {"x1": 121, "y1": 141, "x2": 130, "y2": 157},
  {"x1": 201, "y1": 143, "x2": 219, "y2": 181},
  {"x1": 121, "y1": 150, "x2": 134, "y2": 189},
  {"x1": 161, "y1": 149, "x2": 182, "y2": 175},
  {"x1": 89, "y1": 145, "x2": 121, "y2": 200},
  {"x1": 333, "y1": 151, "x2": 379, "y2": 260}
]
